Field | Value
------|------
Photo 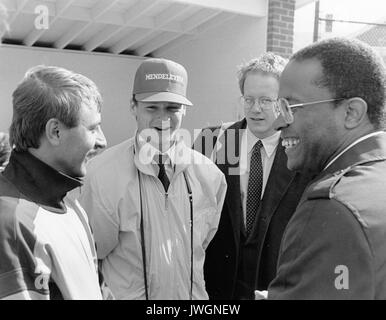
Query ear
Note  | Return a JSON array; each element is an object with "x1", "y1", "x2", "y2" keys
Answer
[
  {"x1": 181, "y1": 105, "x2": 186, "y2": 116},
  {"x1": 45, "y1": 118, "x2": 62, "y2": 146},
  {"x1": 130, "y1": 98, "x2": 137, "y2": 118},
  {"x1": 343, "y1": 98, "x2": 368, "y2": 129}
]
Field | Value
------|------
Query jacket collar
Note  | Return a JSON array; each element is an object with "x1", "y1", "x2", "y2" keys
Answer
[
  {"x1": 215, "y1": 118, "x2": 246, "y2": 168},
  {"x1": 134, "y1": 137, "x2": 193, "y2": 177},
  {"x1": 3, "y1": 151, "x2": 82, "y2": 213},
  {"x1": 320, "y1": 132, "x2": 386, "y2": 179},
  {"x1": 215, "y1": 119, "x2": 245, "y2": 246}
]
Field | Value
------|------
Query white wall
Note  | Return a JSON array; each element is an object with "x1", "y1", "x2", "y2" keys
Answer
[
  {"x1": 162, "y1": 15, "x2": 267, "y2": 132},
  {"x1": 0, "y1": 14, "x2": 267, "y2": 147},
  {"x1": 0, "y1": 45, "x2": 143, "y2": 147}
]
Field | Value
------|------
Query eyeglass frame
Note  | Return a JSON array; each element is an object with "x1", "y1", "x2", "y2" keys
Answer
[
  {"x1": 240, "y1": 95, "x2": 278, "y2": 112},
  {"x1": 276, "y1": 97, "x2": 345, "y2": 124}
]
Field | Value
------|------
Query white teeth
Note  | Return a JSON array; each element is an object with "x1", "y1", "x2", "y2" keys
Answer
[{"x1": 282, "y1": 138, "x2": 300, "y2": 149}]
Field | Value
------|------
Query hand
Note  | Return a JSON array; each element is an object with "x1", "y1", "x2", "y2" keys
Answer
[{"x1": 254, "y1": 290, "x2": 268, "y2": 300}]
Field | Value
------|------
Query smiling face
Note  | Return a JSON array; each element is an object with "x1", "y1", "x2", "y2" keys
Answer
[
  {"x1": 132, "y1": 100, "x2": 185, "y2": 152},
  {"x1": 275, "y1": 58, "x2": 345, "y2": 174},
  {"x1": 243, "y1": 72, "x2": 279, "y2": 139},
  {"x1": 55, "y1": 102, "x2": 107, "y2": 178}
]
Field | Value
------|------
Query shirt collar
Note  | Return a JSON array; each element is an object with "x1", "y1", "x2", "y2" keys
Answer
[
  {"x1": 246, "y1": 127, "x2": 280, "y2": 158},
  {"x1": 135, "y1": 131, "x2": 176, "y2": 167},
  {"x1": 2, "y1": 150, "x2": 82, "y2": 213},
  {"x1": 324, "y1": 131, "x2": 384, "y2": 171}
]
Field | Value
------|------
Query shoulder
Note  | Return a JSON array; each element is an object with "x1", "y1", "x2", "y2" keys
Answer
[
  {"x1": 297, "y1": 171, "x2": 362, "y2": 235},
  {"x1": 0, "y1": 196, "x2": 19, "y2": 240},
  {"x1": 307, "y1": 158, "x2": 386, "y2": 199},
  {"x1": 193, "y1": 121, "x2": 240, "y2": 157},
  {"x1": 196, "y1": 121, "x2": 239, "y2": 139},
  {"x1": 190, "y1": 148, "x2": 221, "y2": 171},
  {"x1": 0, "y1": 173, "x2": 21, "y2": 198},
  {"x1": 0, "y1": 195, "x2": 45, "y2": 299},
  {"x1": 188, "y1": 149, "x2": 226, "y2": 191},
  {"x1": 282, "y1": 195, "x2": 370, "y2": 264},
  {"x1": 306, "y1": 162, "x2": 386, "y2": 221},
  {"x1": 0, "y1": 192, "x2": 38, "y2": 260},
  {"x1": 0, "y1": 175, "x2": 23, "y2": 229},
  {"x1": 291, "y1": 164, "x2": 386, "y2": 245}
]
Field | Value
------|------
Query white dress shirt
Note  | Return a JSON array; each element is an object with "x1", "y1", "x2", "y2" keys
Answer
[
  {"x1": 135, "y1": 132, "x2": 176, "y2": 181},
  {"x1": 239, "y1": 128, "x2": 281, "y2": 226}
]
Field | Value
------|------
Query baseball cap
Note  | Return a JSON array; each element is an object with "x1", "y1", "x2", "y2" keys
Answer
[{"x1": 133, "y1": 58, "x2": 193, "y2": 106}]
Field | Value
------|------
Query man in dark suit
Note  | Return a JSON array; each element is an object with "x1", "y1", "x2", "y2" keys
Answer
[
  {"x1": 267, "y1": 38, "x2": 386, "y2": 299},
  {"x1": 194, "y1": 53, "x2": 311, "y2": 300}
]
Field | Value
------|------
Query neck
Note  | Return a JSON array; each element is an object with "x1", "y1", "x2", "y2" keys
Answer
[
  {"x1": 323, "y1": 125, "x2": 377, "y2": 170},
  {"x1": 136, "y1": 131, "x2": 176, "y2": 153},
  {"x1": 28, "y1": 147, "x2": 55, "y2": 169},
  {"x1": 248, "y1": 127, "x2": 278, "y2": 140}
]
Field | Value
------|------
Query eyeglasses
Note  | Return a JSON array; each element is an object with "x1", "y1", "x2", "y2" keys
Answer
[
  {"x1": 276, "y1": 98, "x2": 345, "y2": 124},
  {"x1": 240, "y1": 96, "x2": 277, "y2": 111}
]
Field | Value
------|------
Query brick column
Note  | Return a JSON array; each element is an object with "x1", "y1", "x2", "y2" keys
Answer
[{"x1": 267, "y1": 0, "x2": 295, "y2": 58}]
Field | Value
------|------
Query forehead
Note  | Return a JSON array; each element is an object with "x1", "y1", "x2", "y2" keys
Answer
[
  {"x1": 279, "y1": 58, "x2": 328, "y2": 99},
  {"x1": 244, "y1": 72, "x2": 279, "y2": 92},
  {"x1": 78, "y1": 101, "x2": 101, "y2": 125}
]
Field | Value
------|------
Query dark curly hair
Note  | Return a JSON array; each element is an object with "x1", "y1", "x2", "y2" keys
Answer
[{"x1": 291, "y1": 37, "x2": 386, "y2": 129}]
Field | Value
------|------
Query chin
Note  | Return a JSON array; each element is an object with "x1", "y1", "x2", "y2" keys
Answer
[
  {"x1": 286, "y1": 157, "x2": 300, "y2": 172},
  {"x1": 251, "y1": 128, "x2": 274, "y2": 139},
  {"x1": 72, "y1": 165, "x2": 87, "y2": 179}
]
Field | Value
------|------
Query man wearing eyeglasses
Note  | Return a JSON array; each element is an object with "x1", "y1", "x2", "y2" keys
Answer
[
  {"x1": 194, "y1": 52, "x2": 311, "y2": 300},
  {"x1": 267, "y1": 38, "x2": 386, "y2": 299}
]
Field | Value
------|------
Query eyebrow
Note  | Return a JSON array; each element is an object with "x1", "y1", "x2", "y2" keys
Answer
[{"x1": 87, "y1": 121, "x2": 101, "y2": 129}]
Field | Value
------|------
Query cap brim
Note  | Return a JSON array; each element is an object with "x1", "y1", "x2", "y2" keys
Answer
[{"x1": 135, "y1": 92, "x2": 193, "y2": 106}]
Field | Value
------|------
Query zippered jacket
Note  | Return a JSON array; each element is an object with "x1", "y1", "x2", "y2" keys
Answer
[{"x1": 79, "y1": 137, "x2": 227, "y2": 300}]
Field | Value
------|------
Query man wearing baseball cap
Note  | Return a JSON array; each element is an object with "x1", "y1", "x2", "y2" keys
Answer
[{"x1": 80, "y1": 58, "x2": 227, "y2": 300}]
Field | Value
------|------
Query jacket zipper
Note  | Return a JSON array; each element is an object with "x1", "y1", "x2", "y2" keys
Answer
[{"x1": 165, "y1": 192, "x2": 168, "y2": 211}]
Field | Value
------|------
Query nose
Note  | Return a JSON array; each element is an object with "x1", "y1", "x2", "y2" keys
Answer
[
  {"x1": 156, "y1": 113, "x2": 171, "y2": 126},
  {"x1": 159, "y1": 109, "x2": 171, "y2": 121},
  {"x1": 273, "y1": 113, "x2": 289, "y2": 131},
  {"x1": 250, "y1": 102, "x2": 263, "y2": 113},
  {"x1": 95, "y1": 126, "x2": 107, "y2": 150}
]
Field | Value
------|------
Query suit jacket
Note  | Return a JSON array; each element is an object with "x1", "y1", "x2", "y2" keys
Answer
[
  {"x1": 269, "y1": 132, "x2": 386, "y2": 299},
  {"x1": 194, "y1": 119, "x2": 311, "y2": 299}
]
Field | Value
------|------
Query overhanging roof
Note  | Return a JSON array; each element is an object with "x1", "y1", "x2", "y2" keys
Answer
[{"x1": 1, "y1": 0, "x2": 268, "y2": 57}]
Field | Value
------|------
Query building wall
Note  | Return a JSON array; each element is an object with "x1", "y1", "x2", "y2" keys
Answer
[
  {"x1": 267, "y1": 0, "x2": 296, "y2": 58},
  {"x1": 162, "y1": 14, "x2": 267, "y2": 131},
  {"x1": 0, "y1": 14, "x2": 266, "y2": 147},
  {"x1": 0, "y1": 45, "x2": 143, "y2": 148}
]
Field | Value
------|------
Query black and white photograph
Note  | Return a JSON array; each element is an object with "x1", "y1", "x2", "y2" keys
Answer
[{"x1": 0, "y1": 0, "x2": 386, "y2": 313}]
